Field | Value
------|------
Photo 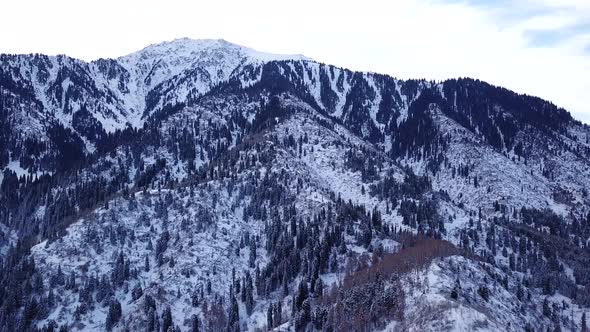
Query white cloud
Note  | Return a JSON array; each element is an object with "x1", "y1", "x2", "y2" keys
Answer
[{"x1": 1, "y1": 0, "x2": 589, "y2": 123}]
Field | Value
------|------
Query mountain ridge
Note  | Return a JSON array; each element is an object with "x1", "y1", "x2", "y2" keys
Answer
[{"x1": 1, "y1": 38, "x2": 590, "y2": 332}]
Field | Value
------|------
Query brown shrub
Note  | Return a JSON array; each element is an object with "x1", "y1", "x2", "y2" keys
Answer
[
  {"x1": 342, "y1": 235, "x2": 460, "y2": 289},
  {"x1": 323, "y1": 235, "x2": 461, "y2": 331}
]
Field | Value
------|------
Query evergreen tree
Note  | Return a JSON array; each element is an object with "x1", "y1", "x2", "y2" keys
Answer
[
  {"x1": 243, "y1": 271, "x2": 254, "y2": 314},
  {"x1": 191, "y1": 314, "x2": 200, "y2": 332},
  {"x1": 543, "y1": 298, "x2": 552, "y2": 318},
  {"x1": 266, "y1": 304, "x2": 273, "y2": 329},
  {"x1": 132, "y1": 284, "x2": 143, "y2": 301},
  {"x1": 161, "y1": 306, "x2": 173, "y2": 332},
  {"x1": 227, "y1": 291, "x2": 240, "y2": 332},
  {"x1": 249, "y1": 241, "x2": 257, "y2": 268},
  {"x1": 275, "y1": 301, "x2": 282, "y2": 326},
  {"x1": 293, "y1": 281, "x2": 309, "y2": 312},
  {"x1": 105, "y1": 299, "x2": 122, "y2": 330}
]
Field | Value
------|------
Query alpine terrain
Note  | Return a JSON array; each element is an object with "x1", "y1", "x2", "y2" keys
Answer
[{"x1": 1, "y1": 38, "x2": 590, "y2": 332}]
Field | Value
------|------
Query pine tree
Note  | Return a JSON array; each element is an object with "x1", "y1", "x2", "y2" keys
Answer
[
  {"x1": 275, "y1": 301, "x2": 282, "y2": 326},
  {"x1": 293, "y1": 281, "x2": 309, "y2": 312},
  {"x1": 132, "y1": 284, "x2": 143, "y2": 301},
  {"x1": 450, "y1": 283, "x2": 459, "y2": 300},
  {"x1": 147, "y1": 307, "x2": 157, "y2": 332},
  {"x1": 191, "y1": 314, "x2": 200, "y2": 332},
  {"x1": 47, "y1": 289, "x2": 55, "y2": 307},
  {"x1": 295, "y1": 299, "x2": 311, "y2": 332},
  {"x1": 243, "y1": 271, "x2": 254, "y2": 314},
  {"x1": 313, "y1": 277, "x2": 323, "y2": 298},
  {"x1": 53, "y1": 265, "x2": 65, "y2": 286},
  {"x1": 543, "y1": 298, "x2": 552, "y2": 317},
  {"x1": 282, "y1": 273, "x2": 289, "y2": 297},
  {"x1": 477, "y1": 285, "x2": 490, "y2": 301},
  {"x1": 161, "y1": 306, "x2": 173, "y2": 332},
  {"x1": 66, "y1": 272, "x2": 76, "y2": 290},
  {"x1": 516, "y1": 283, "x2": 524, "y2": 301},
  {"x1": 249, "y1": 241, "x2": 257, "y2": 268},
  {"x1": 227, "y1": 291, "x2": 240, "y2": 332},
  {"x1": 266, "y1": 304, "x2": 273, "y2": 329},
  {"x1": 105, "y1": 299, "x2": 122, "y2": 330}
]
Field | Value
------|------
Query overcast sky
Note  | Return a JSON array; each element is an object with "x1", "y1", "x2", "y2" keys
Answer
[{"x1": 2, "y1": 0, "x2": 589, "y2": 123}]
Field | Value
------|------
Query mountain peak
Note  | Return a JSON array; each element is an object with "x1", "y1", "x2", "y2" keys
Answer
[
  {"x1": 113, "y1": 38, "x2": 315, "y2": 109},
  {"x1": 118, "y1": 37, "x2": 313, "y2": 64}
]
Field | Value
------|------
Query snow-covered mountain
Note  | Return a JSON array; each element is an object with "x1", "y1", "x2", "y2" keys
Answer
[{"x1": 1, "y1": 38, "x2": 590, "y2": 332}]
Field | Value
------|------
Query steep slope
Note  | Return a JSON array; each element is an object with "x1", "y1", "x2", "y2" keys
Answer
[
  {"x1": 25, "y1": 98, "x2": 405, "y2": 330},
  {"x1": 0, "y1": 39, "x2": 311, "y2": 176}
]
